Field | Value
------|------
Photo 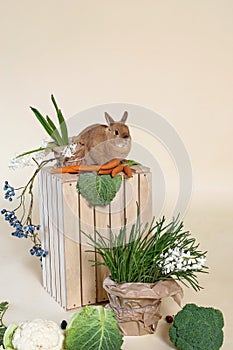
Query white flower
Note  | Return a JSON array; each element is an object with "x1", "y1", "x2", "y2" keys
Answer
[
  {"x1": 176, "y1": 262, "x2": 183, "y2": 271},
  {"x1": 41, "y1": 139, "x2": 49, "y2": 148},
  {"x1": 158, "y1": 246, "x2": 206, "y2": 275},
  {"x1": 183, "y1": 251, "x2": 191, "y2": 258},
  {"x1": 62, "y1": 143, "x2": 77, "y2": 158},
  {"x1": 197, "y1": 257, "x2": 206, "y2": 266}
]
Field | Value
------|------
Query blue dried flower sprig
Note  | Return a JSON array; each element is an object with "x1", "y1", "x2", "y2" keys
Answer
[
  {"x1": 3, "y1": 181, "x2": 15, "y2": 202},
  {"x1": 1, "y1": 158, "x2": 53, "y2": 261},
  {"x1": 1, "y1": 199, "x2": 48, "y2": 261}
]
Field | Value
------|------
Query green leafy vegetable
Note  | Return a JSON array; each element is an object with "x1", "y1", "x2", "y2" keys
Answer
[
  {"x1": 3, "y1": 323, "x2": 18, "y2": 349},
  {"x1": 0, "y1": 328, "x2": 6, "y2": 347},
  {"x1": 0, "y1": 301, "x2": 9, "y2": 346},
  {"x1": 77, "y1": 173, "x2": 122, "y2": 206},
  {"x1": 65, "y1": 305, "x2": 123, "y2": 350},
  {"x1": 169, "y1": 303, "x2": 224, "y2": 350},
  {"x1": 122, "y1": 159, "x2": 140, "y2": 166}
]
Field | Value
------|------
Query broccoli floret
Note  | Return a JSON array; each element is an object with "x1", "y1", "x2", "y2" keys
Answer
[{"x1": 169, "y1": 303, "x2": 224, "y2": 350}]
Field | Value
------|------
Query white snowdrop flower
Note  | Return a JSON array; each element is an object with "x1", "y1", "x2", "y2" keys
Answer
[
  {"x1": 198, "y1": 263, "x2": 203, "y2": 269},
  {"x1": 178, "y1": 257, "x2": 184, "y2": 264},
  {"x1": 191, "y1": 263, "x2": 199, "y2": 270},
  {"x1": 197, "y1": 257, "x2": 206, "y2": 266},
  {"x1": 174, "y1": 247, "x2": 180, "y2": 255},
  {"x1": 62, "y1": 143, "x2": 77, "y2": 158},
  {"x1": 41, "y1": 139, "x2": 49, "y2": 148},
  {"x1": 70, "y1": 143, "x2": 77, "y2": 153},
  {"x1": 183, "y1": 251, "x2": 191, "y2": 258},
  {"x1": 62, "y1": 147, "x2": 72, "y2": 158},
  {"x1": 158, "y1": 246, "x2": 206, "y2": 275},
  {"x1": 176, "y1": 262, "x2": 183, "y2": 271}
]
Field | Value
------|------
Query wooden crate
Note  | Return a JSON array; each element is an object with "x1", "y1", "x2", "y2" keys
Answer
[{"x1": 38, "y1": 166, "x2": 152, "y2": 310}]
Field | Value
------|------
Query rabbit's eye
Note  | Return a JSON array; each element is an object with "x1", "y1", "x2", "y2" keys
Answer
[{"x1": 114, "y1": 130, "x2": 119, "y2": 136}]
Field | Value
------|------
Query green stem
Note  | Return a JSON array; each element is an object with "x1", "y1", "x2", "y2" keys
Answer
[{"x1": 16, "y1": 146, "x2": 56, "y2": 159}]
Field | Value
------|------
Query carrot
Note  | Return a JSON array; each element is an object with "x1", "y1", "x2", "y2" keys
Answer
[
  {"x1": 100, "y1": 158, "x2": 120, "y2": 170},
  {"x1": 52, "y1": 158, "x2": 121, "y2": 174},
  {"x1": 123, "y1": 165, "x2": 133, "y2": 178},
  {"x1": 111, "y1": 164, "x2": 124, "y2": 177},
  {"x1": 98, "y1": 168, "x2": 113, "y2": 175},
  {"x1": 51, "y1": 164, "x2": 100, "y2": 173}
]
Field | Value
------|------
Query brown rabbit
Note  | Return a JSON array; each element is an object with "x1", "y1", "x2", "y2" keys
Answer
[{"x1": 71, "y1": 111, "x2": 131, "y2": 164}]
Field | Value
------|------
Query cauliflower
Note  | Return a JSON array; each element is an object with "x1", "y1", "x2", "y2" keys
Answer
[{"x1": 5, "y1": 319, "x2": 64, "y2": 350}]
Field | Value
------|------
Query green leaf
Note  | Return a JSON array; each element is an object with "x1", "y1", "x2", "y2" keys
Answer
[
  {"x1": 16, "y1": 146, "x2": 55, "y2": 158},
  {"x1": 46, "y1": 116, "x2": 64, "y2": 145},
  {"x1": 65, "y1": 306, "x2": 123, "y2": 350},
  {"x1": 0, "y1": 302, "x2": 8, "y2": 328},
  {"x1": 0, "y1": 302, "x2": 9, "y2": 346},
  {"x1": 83, "y1": 215, "x2": 208, "y2": 287},
  {"x1": 45, "y1": 115, "x2": 57, "y2": 132},
  {"x1": 3, "y1": 323, "x2": 18, "y2": 349},
  {"x1": 51, "y1": 95, "x2": 69, "y2": 144},
  {"x1": 122, "y1": 159, "x2": 141, "y2": 166},
  {"x1": 30, "y1": 107, "x2": 53, "y2": 137},
  {"x1": 77, "y1": 173, "x2": 122, "y2": 206},
  {"x1": 0, "y1": 327, "x2": 6, "y2": 346}
]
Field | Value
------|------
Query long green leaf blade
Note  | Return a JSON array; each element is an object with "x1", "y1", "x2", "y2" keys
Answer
[
  {"x1": 16, "y1": 146, "x2": 55, "y2": 158},
  {"x1": 51, "y1": 94, "x2": 69, "y2": 144},
  {"x1": 30, "y1": 107, "x2": 53, "y2": 136},
  {"x1": 46, "y1": 115, "x2": 64, "y2": 145}
]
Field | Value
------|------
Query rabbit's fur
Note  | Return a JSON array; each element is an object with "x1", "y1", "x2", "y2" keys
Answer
[{"x1": 71, "y1": 111, "x2": 131, "y2": 164}]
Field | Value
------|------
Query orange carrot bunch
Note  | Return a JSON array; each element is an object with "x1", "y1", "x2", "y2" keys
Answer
[{"x1": 51, "y1": 158, "x2": 133, "y2": 178}]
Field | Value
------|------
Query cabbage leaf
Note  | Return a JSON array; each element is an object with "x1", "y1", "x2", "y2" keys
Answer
[
  {"x1": 65, "y1": 305, "x2": 123, "y2": 350},
  {"x1": 77, "y1": 173, "x2": 122, "y2": 206},
  {"x1": 0, "y1": 302, "x2": 8, "y2": 346}
]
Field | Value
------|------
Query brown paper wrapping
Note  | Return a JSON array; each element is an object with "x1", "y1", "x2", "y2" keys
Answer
[{"x1": 103, "y1": 277, "x2": 183, "y2": 336}]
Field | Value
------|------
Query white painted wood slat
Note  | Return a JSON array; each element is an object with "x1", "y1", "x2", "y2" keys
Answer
[{"x1": 39, "y1": 166, "x2": 152, "y2": 310}]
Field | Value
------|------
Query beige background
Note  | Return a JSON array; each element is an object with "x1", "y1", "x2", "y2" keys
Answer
[{"x1": 0, "y1": 1, "x2": 232, "y2": 349}]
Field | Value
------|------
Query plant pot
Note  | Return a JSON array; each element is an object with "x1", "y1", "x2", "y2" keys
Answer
[
  {"x1": 103, "y1": 277, "x2": 183, "y2": 336},
  {"x1": 52, "y1": 143, "x2": 81, "y2": 168}
]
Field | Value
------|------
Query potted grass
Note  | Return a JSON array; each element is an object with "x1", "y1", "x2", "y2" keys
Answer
[{"x1": 84, "y1": 216, "x2": 208, "y2": 336}]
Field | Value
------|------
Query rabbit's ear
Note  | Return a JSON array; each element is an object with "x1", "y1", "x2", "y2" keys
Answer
[
  {"x1": 121, "y1": 111, "x2": 128, "y2": 124},
  {"x1": 105, "y1": 112, "x2": 115, "y2": 125}
]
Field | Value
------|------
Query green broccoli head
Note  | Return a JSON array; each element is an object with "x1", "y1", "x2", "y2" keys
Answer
[{"x1": 169, "y1": 303, "x2": 224, "y2": 350}]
